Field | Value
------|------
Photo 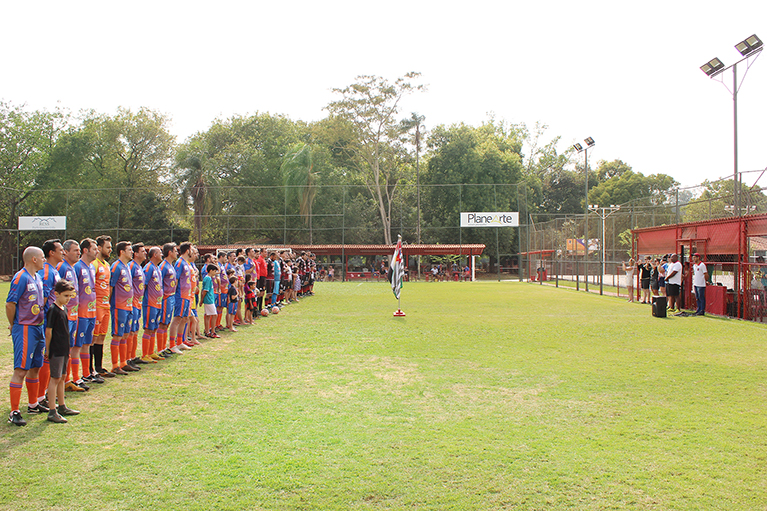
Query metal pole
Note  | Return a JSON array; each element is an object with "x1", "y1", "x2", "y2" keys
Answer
[
  {"x1": 733, "y1": 63, "x2": 740, "y2": 217},
  {"x1": 584, "y1": 149, "x2": 589, "y2": 292}
]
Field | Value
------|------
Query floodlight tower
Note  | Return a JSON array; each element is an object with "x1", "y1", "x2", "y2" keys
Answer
[
  {"x1": 573, "y1": 137, "x2": 596, "y2": 292},
  {"x1": 589, "y1": 204, "x2": 621, "y2": 295},
  {"x1": 700, "y1": 34, "x2": 763, "y2": 217}
]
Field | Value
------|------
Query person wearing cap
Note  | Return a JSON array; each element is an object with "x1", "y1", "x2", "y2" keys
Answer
[{"x1": 692, "y1": 253, "x2": 708, "y2": 316}]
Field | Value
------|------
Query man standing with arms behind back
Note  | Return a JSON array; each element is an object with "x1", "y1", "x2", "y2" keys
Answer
[
  {"x1": 109, "y1": 241, "x2": 134, "y2": 375},
  {"x1": 692, "y1": 253, "x2": 708, "y2": 316},
  {"x1": 92, "y1": 235, "x2": 113, "y2": 378},
  {"x1": 665, "y1": 253, "x2": 683, "y2": 315}
]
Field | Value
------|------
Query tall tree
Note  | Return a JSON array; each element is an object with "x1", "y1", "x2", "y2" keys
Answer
[
  {"x1": 281, "y1": 143, "x2": 321, "y2": 244},
  {"x1": 325, "y1": 72, "x2": 424, "y2": 245}
]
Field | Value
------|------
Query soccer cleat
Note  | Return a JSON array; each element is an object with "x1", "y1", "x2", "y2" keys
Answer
[
  {"x1": 27, "y1": 403, "x2": 50, "y2": 414},
  {"x1": 122, "y1": 364, "x2": 139, "y2": 372},
  {"x1": 8, "y1": 411, "x2": 27, "y2": 426},
  {"x1": 140, "y1": 355, "x2": 157, "y2": 364},
  {"x1": 82, "y1": 374, "x2": 94, "y2": 383},
  {"x1": 38, "y1": 398, "x2": 49, "y2": 409},
  {"x1": 101, "y1": 370, "x2": 116, "y2": 378},
  {"x1": 75, "y1": 379, "x2": 91, "y2": 391},
  {"x1": 112, "y1": 367, "x2": 129, "y2": 375},
  {"x1": 90, "y1": 373, "x2": 106, "y2": 384},
  {"x1": 150, "y1": 353, "x2": 165, "y2": 361},
  {"x1": 47, "y1": 411, "x2": 67, "y2": 424},
  {"x1": 57, "y1": 405, "x2": 80, "y2": 416},
  {"x1": 65, "y1": 381, "x2": 87, "y2": 392},
  {"x1": 133, "y1": 357, "x2": 150, "y2": 365}
]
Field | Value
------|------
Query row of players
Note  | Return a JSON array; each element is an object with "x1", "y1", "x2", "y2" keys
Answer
[{"x1": 6, "y1": 237, "x2": 318, "y2": 425}]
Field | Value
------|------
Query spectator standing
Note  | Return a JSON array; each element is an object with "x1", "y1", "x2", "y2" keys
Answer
[
  {"x1": 622, "y1": 258, "x2": 636, "y2": 302},
  {"x1": 692, "y1": 253, "x2": 708, "y2": 316},
  {"x1": 666, "y1": 254, "x2": 683, "y2": 314},
  {"x1": 638, "y1": 256, "x2": 652, "y2": 304}
]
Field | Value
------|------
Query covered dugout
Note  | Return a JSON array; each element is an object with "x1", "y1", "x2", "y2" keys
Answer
[{"x1": 632, "y1": 213, "x2": 767, "y2": 321}]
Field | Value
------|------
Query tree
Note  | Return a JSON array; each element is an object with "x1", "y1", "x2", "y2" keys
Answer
[
  {"x1": 325, "y1": 72, "x2": 425, "y2": 245},
  {"x1": 281, "y1": 143, "x2": 321, "y2": 244},
  {"x1": 682, "y1": 179, "x2": 767, "y2": 222},
  {"x1": 0, "y1": 102, "x2": 65, "y2": 273},
  {"x1": 587, "y1": 162, "x2": 678, "y2": 208}
]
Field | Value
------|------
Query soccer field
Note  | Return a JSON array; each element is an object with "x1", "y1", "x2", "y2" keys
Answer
[{"x1": 1, "y1": 281, "x2": 766, "y2": 510}]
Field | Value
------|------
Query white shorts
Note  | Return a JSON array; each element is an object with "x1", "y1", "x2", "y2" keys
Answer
[{"x1": 204, "y1": 303, "x2": 217, "y2": 316}]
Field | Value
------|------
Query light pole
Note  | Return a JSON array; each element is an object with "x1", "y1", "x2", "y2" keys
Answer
[
  {"x1": 589, "y1": 204, "x2": 621, "y2": 295},
  {"x1": 573, "y1": 137, "x2": 595, "y2": 292},
  {"x1": 700, "y1": 34, "x2": 763, "y2": 217}
]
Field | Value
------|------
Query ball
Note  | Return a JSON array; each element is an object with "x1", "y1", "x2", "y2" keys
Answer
[
  {"x1": 261, "y1": 309, "x2": 269, "y2": 317},
  {"x1": 271, "y1": 306, "x2": 280, "y2": 314}
]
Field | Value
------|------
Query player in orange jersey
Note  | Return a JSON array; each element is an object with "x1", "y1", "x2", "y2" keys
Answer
[{"x1": 92, "y1": 235, "x2": 113, "y2": 378}]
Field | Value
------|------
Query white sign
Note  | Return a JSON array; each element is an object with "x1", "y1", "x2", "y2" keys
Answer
[
  {"x1": 18, "y1": 216, "x2": 67, "y2": 230},
  {"x1": 460, "y1": 212, "x2": 519, "y2": 228}
]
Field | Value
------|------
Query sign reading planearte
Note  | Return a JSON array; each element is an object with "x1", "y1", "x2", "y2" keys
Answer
[{"x1": 460, "y1": 212, "x2": 519, "y2": 228}]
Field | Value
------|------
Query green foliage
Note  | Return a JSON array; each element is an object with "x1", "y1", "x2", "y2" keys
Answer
[
  {"x1": 588, "y1": 161, "x2": 678, "y2": 208},
  {"x1": 682, "y1": 179, "x2": 767, "y2": 222}
]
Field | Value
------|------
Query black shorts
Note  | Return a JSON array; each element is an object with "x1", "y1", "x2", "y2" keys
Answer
[
  {"x1": 667, "y1": 283, "x2": 680, "y2": 297},
  {"x1": 650, "y1": 278, "x2": 659, "y2": 291},
  {"x1": 641, "y1": 278, "x2": 650, "y2": 290}
]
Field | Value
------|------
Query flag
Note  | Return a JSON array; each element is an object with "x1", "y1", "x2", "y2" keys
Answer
[{"x1": 391, "y1": 234, "x2": 404, "y2": 300}]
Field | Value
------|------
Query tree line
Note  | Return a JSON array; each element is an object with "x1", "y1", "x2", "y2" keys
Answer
[{"x1": 2, "y1": 72, "x2": 693, "y2": 273}]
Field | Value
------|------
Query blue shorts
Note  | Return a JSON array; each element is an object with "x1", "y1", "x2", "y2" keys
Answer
[
  {"x1": 215, "y1": 293, "x2": 225, "y2": 308},
  {"x1": 112, "y1": 309, "x2": 132, "y2": 337},
  {"x1": 227, "y1": 302, "x2": 238, "y2": 315},
  {"x1": 174, "y1": 296, "x2": 191, "y2": 318},
  {"x1": 132, "y1": 307, "x2": 142, "y2": 332},
  {"x1": 76, "y1": 317, "x2": 96, "y2": 347},
  {"x1": 191, "y1": 307, "x2": 198, "y2": 318},
  {"x1": 68, "y1": 319, "x2": 78, "y2": 348},
  {"x1": 12, "y1": 324, "x2": 45, "y2": 370},
  {"x1": 658, "y1": 277, "x2": 666, "y2": 287},
  {"x1": 143, "y1": 305, "x2": 161, "y2": 331},
  {"x1": 160, "y1": 296, "x2": 175, "y2": 325}
]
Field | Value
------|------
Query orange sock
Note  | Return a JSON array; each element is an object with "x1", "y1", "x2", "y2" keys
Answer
[
  {"x1": 119, "y1": 339, "x2": 127, "y2": 367},
  {"x1": 110, "y1": 338, "x2": 120, "y2": 369},
  {"x1": 157, "y1": 329, "x2": 166, "y2": 351},
  {"x1": 25, "y1": 378, "x2": 39, "y2": 407},
  {"x1": 9, "y1": 382, "x2": 23, "y2": 411},
  {"x1": 38, "y1": 361, "x2": 50, "y2": 401},
  {"x1": 216, "y1": 313, "x2": 222, "y2": 327},
  {"x1": 80, "y1": 353, "x2": 91, "y2": 378},
  {"x1": 70, "y1": 358, "x2": 80, "y2": 382},
  {"x1": 149, "y1": 332, "x2": 156, "y2": 354},
  {"x1": 128, "y1": 333, "x2": 137, "y2": 360},
  {"x1": 142, "y1": 332, "x2": 151, "y2": 357}
]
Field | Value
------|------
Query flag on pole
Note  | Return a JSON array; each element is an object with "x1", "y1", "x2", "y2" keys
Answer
[{"x1": 391, "y1": 234, "x2": 404, "y2": 300}]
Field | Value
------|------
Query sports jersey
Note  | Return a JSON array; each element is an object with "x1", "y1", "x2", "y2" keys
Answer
[
  {"x1": 56, "y1": 260, "x2": 79, "y2": 320},
  {"x1": 256, "y1": 256, "x2": 267, "y2": 279},
  {"x1": 244, "y1": 257, "x2": 255, "y2": 275},
  {"x1": 74, "y1": 259, "x2": 97, "y2": 319},
  {"x1": 218, "y1": 262, "x2": 228, "y2": 294},
  {"x1": 110, "y1": 259, "x2": 133, "y2": 312},
  {"x1": 7, "y1": 268, "x2": 45, "y2": 325},
  {"x1": 128, "y1": 260, "x2": 146, "y2": 309},
  {"x1": 38, "y1": 261, "x2": 61, "y2": 312},
  {"x1": 159, "y1": 259, "x2": 178, "y2": 297},
  {"x1": 174, "y1": 258, "x2": 193, "y2": 300},
  {"x1": 93, "y1": 257, "x2": 111, "y2": 309},
  {"x1": 297, "y1": 257, "x2": 306, "y2": 276},
  {"x1": 143, "y1": 261, "x2": 163, "y2": 309},
  {"x1": 273, "y1": 259, "x2": 281, "y2": 280}
]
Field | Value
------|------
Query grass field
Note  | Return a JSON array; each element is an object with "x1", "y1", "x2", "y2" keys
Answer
[{"x1": 1, "y1": 280, "x2": 767, "y2": 510}]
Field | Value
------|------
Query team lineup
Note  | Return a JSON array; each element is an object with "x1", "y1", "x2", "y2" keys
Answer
[{"x1": 6, "y1": 237, "x2": 318, "y2": 425}]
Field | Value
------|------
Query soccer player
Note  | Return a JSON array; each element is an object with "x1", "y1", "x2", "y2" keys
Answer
[
  {"x1": 92, "y1": 235, "x2": 113, "y2": 377},
  {"x1": 141, "y1": 246, "x2": 164, "y2": 362},
  {"x1": 127, "y1": 243, "x2": 147, "y2": 366},
  {"x1": 170, "y1": 242, "x2": 194, "y2": 351},
  {"x1": 74, "y1": 238, "x2": 100, "y2": 388},
  {"x1": 158, "y1": 243, "x2": 178, "y2": 356},
  {"x1": 109, "y1": 241, "x2": 134, "y2": 375},
  {"x1": 186, "y1": 245, "x2": 201, "y2": 346},
  {"x1": 256, "y1": 248, "x2": 268, "y2": 314},
  {"x1": 6, "y1": 247, "x2": 46, "y2": 426},
  {"x1": 216, "y1": 251, "x2": 227, "y2": 329},
  {"x1": 36, "y1": 239, "x2": 63, "y2": 407},
  {"x1": 270, "y1": 251, "x2": 281, "y2": 308},
  {"x1": 57, "y1": 240, "x2": 83, "y2": 392}
]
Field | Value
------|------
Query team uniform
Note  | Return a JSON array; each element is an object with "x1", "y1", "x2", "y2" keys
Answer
[
  {"x1": 74, "y1": 259, "x2": 97, "y2": 384},
  {"x1": 109, "y1": 259, "x2": 133, "y2": 371},
  {"x1": 92, "y1": 258, "x2": 111, "y2": 337},
  {"x1": 38, "y1": 262, "x2": 61, "y2": 326},
  {"x1": 56, "y1": 260, "x2": 79, "y2": 347},
  {"x1": 128, "y1": 260, "x2": 146, "y2": 335},
  {"x1": 159, "y1": 260, "x2": 178, "y2": 324},
  {"x1": 174, "y1": 258, "x2": 193, "y2": 318},
  {"x1": 143, "y1": 261, "x2": 164, "y2": 331}
]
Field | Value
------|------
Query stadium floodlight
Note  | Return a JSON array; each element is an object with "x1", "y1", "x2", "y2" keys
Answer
[
  {"x1": 574, "y1": 136, "x2": 596, "y2": 292},
  {"x1": 585, "y1": 137, "x2": 595, "y2": 147},
  {"x1": 700, "y1": 57, "x2": 725, "y2": 77},
  {"x1": 573, "y1": 143, "x2": 583, "y2": 152},
  {"x1": 700, "y1": 34, "x2": 762, "y2": 218},
  {"x1": 735, "y1": 34, "x2": 763, "y2": 57}
]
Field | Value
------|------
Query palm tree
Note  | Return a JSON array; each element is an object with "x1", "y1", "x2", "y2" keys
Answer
[
  {"x1": 177, "y1": 150, "x2": 218, "y2": 244},
  {"x1": 281, "y1": 143, "x2": 320, "y2": 244}
]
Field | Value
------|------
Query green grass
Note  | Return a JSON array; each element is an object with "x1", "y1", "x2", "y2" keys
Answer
[{"x1": 1, "y1": 280, "x2": 767, "y2": 510}]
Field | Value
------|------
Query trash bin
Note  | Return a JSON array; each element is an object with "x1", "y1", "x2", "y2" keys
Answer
[{"x1": 652, "y1": 296, "x2": 667, "y2": 318}]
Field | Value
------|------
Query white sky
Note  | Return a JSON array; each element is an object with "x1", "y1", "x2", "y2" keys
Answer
[{"x1": 2, "y1": 1, "x2": 765, "y2": 188}]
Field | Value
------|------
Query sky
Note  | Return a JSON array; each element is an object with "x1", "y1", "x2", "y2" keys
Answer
[{"x1": 2, "y1": 1, "x2": 765, "y2": 188}]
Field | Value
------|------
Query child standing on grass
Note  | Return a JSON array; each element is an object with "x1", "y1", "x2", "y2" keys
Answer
[
  {"x1": 45, "y1": 280, "x2": 80, "y2": 423},
  {"x1": 243, "y1": 274, "x2": 255, "y2": 324},
  {"x1": 201, "y1": 264, "x2": 220, "y2": 338},
  {"x1": 226, "y1": 276, "x2": 238, "y2": 332}
]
